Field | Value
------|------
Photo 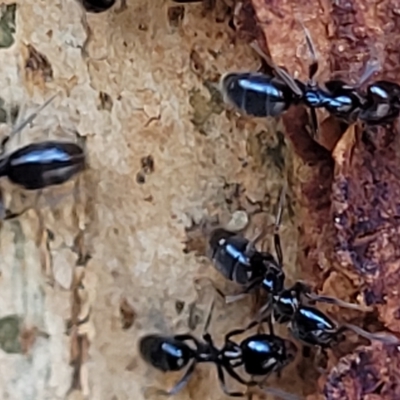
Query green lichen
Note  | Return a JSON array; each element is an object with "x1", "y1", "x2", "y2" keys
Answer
[
  {"x1": 0, "y1": 4, "x2": 16, "y2": 49},
  {"x1": 0, "y1": 315, "x2": 22, "y2": 354}
]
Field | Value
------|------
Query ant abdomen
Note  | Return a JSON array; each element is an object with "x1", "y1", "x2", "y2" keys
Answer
[
  {"x1": 220, "y1": 72, "x2": 296, "y2": 117},
  {"x1": 209, "y1": 227, "x2": 256, "y2": 285},
  {"x1": 77, "y1": 0, "x2": 116, "y2": 13},
  {"x1": 3, "y1": 141, "x2": 86, "y2": 190},
  {"x1": 139, "y1": 334, "x2": 194, "y2": 372}
]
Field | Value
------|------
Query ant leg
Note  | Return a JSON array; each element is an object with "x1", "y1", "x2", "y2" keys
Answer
[
  {"x1": 173, "y1": 334, "x2": 203, "y2": 349},
  {"x1": 194, "y1": 276, "x2": 251, "y2": 306},
  {"x1": 215, "y1": 364, "x2": 247, "y2": 397},
  {"x1": 314, "y1": 346, "x2": 329, "y2": 375},
  {"x1": 249, "y1": 41, "x2": 303, "y2": 97},
  {"x1": 223, "y1": 362, "x2": 254, "y2": 386},
  {"x1": 273, "y1": 184, "x2": 287, "y2": 267},
  {"x1": 244, "y1": 227, "x2": 267, "y2": 256},
  {"x1": 253, "y1": 298, "x2": 274, "y2": 324},
  {"x1": 355, "y1": 59, "x2": 381, "y2": 88},
  {"x1": 225, "y1": 277, "x2": 263, "y2": 304},
  {"x1": 309, "y1": 108, "x2": 318, "y2": 138},
  {"x1": 340, "y1": 323, "x2": 400, "y2": 345},
  {"x1": 295, "y1": 18, "x2": 322, "y2": 138},
  {"x1": 266, "y1": 314, "x2": 275, "y2": 336},
  {"x1": 152, "y1": 361, "x2": 197, "y2": 396},
  {"x1": 296, "y1": 19, "x2": 318, "y2": 82},
  {"x1": 202, "y1": 298, "x2": 215, "y2": 335},
  {"x1": 295, "y1": 19, "x2": 320, "y2": 138},
  {"x1": 193, "y1": 276, "x2": 228, "y2": 303},
  {"x1": 225, "y1": 320, "x2": 260, "y2": 342}
]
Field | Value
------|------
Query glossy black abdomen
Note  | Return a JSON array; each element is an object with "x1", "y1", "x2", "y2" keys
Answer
[
  {"x1": 139, "y1": 335, "x2": 193, "y2": 372},
  {"x1": 78, "y1": 0, "x2": 116, "y2": 12},
  {"x1": 240, "y1": 334, "x2": 285, "y2": 376},
  {"x1": 5, "y1": 141, "x2": 86, "y2": 190},
  {"x1": 291, "y1": 306, "x2": 336, "y2": 347},
  {"x1": 221, "y1": 72, "x2": 294, "y2": 117},
  {"x1": 209, "y1": 228, "x2": 254, "y2": 285}
]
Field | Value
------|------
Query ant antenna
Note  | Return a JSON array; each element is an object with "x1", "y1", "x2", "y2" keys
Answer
[
  {"x1": 305, "y1": 290, "x2": 372, "y2": 312},
  {"x1": 10, "y1": 93, "x2": 60, "y2": 138},
  {"x1": 274, "y1": 182, "x2": 287, "y2": 266},
  {"x1": 295, "y1": 17, "x2": 319, "y2": 83},
  {"x1": 342, "y1": 323, "x2": 400, "y2": 345}
]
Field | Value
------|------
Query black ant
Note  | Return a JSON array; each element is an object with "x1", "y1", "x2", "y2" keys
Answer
[
  {"x1": 0, "y1": 94, "x2": 86, "y2": 191},
  {"x1": 207, "y1": 184, "x2": 400, "y2": 350},
  {"x1": 262, "y1": 281, "x2": 400, "y2": 349},
  {"x1": 220, "y1": 22, "x2": 400, "y2": 130},
  {"x1": 207, "y1": 186, "x2": 286, "y2": 332},
  {"x1": 207, "y1": 186, "x2": 359, "y2": 320},
  {"x1": 139, "y1": 311, "x2": 300, "y2": 399}
]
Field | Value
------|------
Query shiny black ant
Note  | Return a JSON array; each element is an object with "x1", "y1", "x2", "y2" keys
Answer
[
  {"x1": 208, "y1": 186, "x2": 285, "y2": 298},
  {"x1": 220, "y1": 23, "x2": 400, "y2": 130},
  {"x1": 0, "y1": 140, "x2": 86, "y2": 190},
  {"x1": 139, "y1": 325, "x2": 300, "y2": 399},
  {"x1": 207, "y1": 187, "x2": 358, "y2": 323},
  {"x1": 258, "y1": 281, "x2": 400, "y2": 349},
  {"x1": 0, "y1": 94, "x2": 86, "y2": 191},
  {"x1": 207, "y1": 184, "x2": 400, "y2": 350}
]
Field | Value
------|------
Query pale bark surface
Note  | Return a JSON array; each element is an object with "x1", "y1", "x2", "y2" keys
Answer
[{"x1": 0, "y1": 1, "x2": 302, "y2": 400}]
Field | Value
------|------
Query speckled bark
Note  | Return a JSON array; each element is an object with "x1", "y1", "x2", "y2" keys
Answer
[{"x1": 237, "y1": 0, "x2": 400, "y2": 399}]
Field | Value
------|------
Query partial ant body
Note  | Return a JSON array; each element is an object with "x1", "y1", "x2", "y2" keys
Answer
[
  {"x1": 207, "y1": 187, "x2": 354, "y2": 312},
  {"x1": 76, "y1": 0, "x2": 116, "y2": 13},
  {"x1": 267, "y1": 281, "x2": 400, "y2": 349},
  {"x1": 220, "y1": 25, "x2": 400, "y2": 129},
  {"x1": 139, "y1": 326, "x2": 298, "y2": 399},
  {"x1": 208, "y1": 222, "x2": 284, "y2": 299},
  {"x1": 208, "y1": 186, "x2": 285, "y2": 296},
  {"x1": 0, "y1": 140, "x2": 86, "y2": 190},
  {"x1": 208, "y1": 186, "x2": 400, "y2": 349},
  {"x1": 0, "y1": 94, "x2": 87, "y2": 192}
]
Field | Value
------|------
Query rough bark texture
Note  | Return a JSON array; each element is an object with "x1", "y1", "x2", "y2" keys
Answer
[
  {"x1": 239, "y1": 0, "x2": 400, "y2": 399},
  {"x1": 0, "y1": 1, "x2": 303, "y2": 400},
  {"x1": 2, "y1": 0, "x2": 400, "y2": 399},
  {"x1": 323, "y1": 342, "x2": 400, "y2": 400}
]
